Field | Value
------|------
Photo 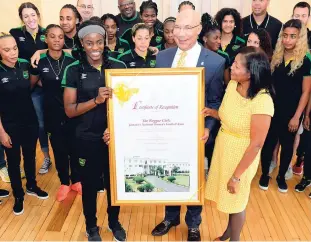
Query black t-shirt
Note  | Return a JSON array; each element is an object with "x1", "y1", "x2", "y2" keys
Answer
[
  {"x1": 30, "y1": 51, "x2": 76, "y2": 132},
  {"x1": 10, "y1": 26, "x2": 47, "y2": 61},
  {"x1": 121, "y1": 27, "x2": 164, "y2": 49},
  {"x1": 155, "y1": 19, "x2": 163, "y2": 31},
  {"x1": 117, "y1": 49, "x2": 156, "y2": 68},
  {"x1": 242, "y1": 14, "x2": 282, "y2": 49},
  {"x1": 273, "y1": 53, "x2": 311, "y2": 120},
  {"x1": 0, "y1": 59, "x2": 37, "y2": 128},
  {"x1": 107, "y1": 37, "x2": 131, "y2": 59},
  {"x1": 217, "y1": 49, "x2": 230, "y2": 69},
  {"x1": 64, "y1": 33, "x2": 82, "y2": 50},
  {"x1": 61, "y1": 56, "x2": 127, "y2": 141},
  {"x1": 116, "y1": 11, "x2": 142, "y2": 37},
  {"x1": 220, "y1": 35, "x2": 245, "y2": 65}
]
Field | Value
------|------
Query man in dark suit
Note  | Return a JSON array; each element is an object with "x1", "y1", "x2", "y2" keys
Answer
[{"x1": 151, "y1": 9, "x2": 225, "y2": 241}]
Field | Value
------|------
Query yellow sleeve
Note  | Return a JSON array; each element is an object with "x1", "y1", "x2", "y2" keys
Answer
[{"x1": 251, "y1": 92, "x2": 274, "y2": 117}]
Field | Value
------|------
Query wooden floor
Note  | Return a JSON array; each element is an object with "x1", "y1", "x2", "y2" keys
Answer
[{"x1": 0, "y1": 143, "x2": 310, "y2": 241}]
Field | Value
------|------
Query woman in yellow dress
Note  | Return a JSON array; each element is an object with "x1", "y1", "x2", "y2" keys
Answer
[{"x1": 203, "y1": 46, "x2": 275, "y2": 241}]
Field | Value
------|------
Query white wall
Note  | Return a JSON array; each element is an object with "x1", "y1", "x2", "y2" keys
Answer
[{"x1": 0, "y1": 0, "x2": 310, "y2": 32}]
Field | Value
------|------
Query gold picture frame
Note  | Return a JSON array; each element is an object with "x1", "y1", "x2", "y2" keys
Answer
[{"x1": 105, "y1": 68, "x2": 205, "y2": 206}]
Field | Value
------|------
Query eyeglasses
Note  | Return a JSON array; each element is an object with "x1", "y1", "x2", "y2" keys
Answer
[
  {"x1": 77, "y1": 4, "x2": 94, "y2": 10},
  {"x1": 119, "y1": 1, "x2": 135, "y2": 8},
  {"x1": 173, "y1": 24, "x2": 200, "y2": 33}
]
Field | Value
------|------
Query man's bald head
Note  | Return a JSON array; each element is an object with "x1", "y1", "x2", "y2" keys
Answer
[
  {"x1": 174, "y1": 10, "x2": 202, "y2": 51},
  {"x1": 118, "y1": 0, "x2": 136, "y2": 19},
  {"x1": 176, "y1": 9, "x2": 201, "y2": 26},
  {"x1": 77, "y1": 0, "x2": 94, "y2": 21}
]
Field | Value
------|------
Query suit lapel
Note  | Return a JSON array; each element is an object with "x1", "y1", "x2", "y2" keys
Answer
[
  {"x1": 167, "y1": 48, "x2": 178, "y2": 67},
  {"x1": 196, "y1": 46, "x2": 208, "y2": 67}
]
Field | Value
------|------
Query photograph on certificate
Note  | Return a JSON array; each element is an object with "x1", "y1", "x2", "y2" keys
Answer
[{"x1": 106, "y1": 68, "x2": 205, "y2": 205}]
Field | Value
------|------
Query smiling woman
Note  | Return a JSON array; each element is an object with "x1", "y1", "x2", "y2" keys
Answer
[
  {"x1": 215, "y1": 8, "x2": 245, "y2": 65},
  {"x1": 9, "y1": 2, "x2": 53, "y2": 174},
  {"x1": 60, "y1": 4, "x2": 82, "y2": 50},
  {"x1": 61, "y1": 19, "x2": 127, "y2": 242},
  {"x1": 9, "y1": 2, "x2": 47, "y2": 61}
]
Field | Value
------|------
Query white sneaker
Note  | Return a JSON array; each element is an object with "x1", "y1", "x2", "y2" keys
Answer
[
  {"x1": 38, "y1": 158, "x2": 52, "y2": 174},
  {"x1": 269, "y1": 160, "x2": 277, "y2": 174},
  {"x1": 0, "y1": 167, "x2": 10, "y2": 183},
  {"x1": 285, "y1": 166, "x2": 293, "y2": 180}
]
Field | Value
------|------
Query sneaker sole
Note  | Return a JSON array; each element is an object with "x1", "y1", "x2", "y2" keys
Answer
[
  {"x1": 26, "y1": 191, "x2": 49, "y2": 200},
  {"x1": 38, "y1": 165, "x2": 52, "y2": 175},
  {"x1": 13, "y1": 208, "x2": 24, "y2": 216},
  {"x1": 259, "y1": 184, "x2": 269, "y2": 191},
  {"x1": 108, "y1": 227, "x2": 126, "y2": 242},
  {"x1": 0, "y1": 193, "x2": 9, "y2": 198},
  {"x1": 38, "y1": 170, "x2": 49, "y2": 174},
  {"x1": 13, "y1": 201, "x2": 24, "y2": 216},
  {"x1": 293, "y1": 171, "x2": 303, "y2": 175},
  {"x1": 278, "y1": 187, "x2": 288, "y2": 193},
  {"x1": 295, "y1": 183, "x2": 311, "y2": 192}
]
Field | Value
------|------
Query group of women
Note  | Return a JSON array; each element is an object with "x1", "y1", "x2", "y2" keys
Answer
[{"x1": 0, "y1": 0, "x2": 310, "y2": 241}]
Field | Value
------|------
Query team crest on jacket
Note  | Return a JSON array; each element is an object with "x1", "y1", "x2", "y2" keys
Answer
[
  {"x1": 156, "y1": 36, "x2": 162, "y2": 43},
  {"x1": 118, "y1": 48, "x2": 124, "y2": 54},
  {"x1": 79, "y1": 158, "x2": 86, "y2": 167},
  {"x1": 40, "y1": 35, "x2": 46, "y2": 42},
  {"x1": 150, "y1": 60, "x2": 156, "y2": 67},
  {"x1": 23, "y1": 71, "x2": 29, "y2": 79}
]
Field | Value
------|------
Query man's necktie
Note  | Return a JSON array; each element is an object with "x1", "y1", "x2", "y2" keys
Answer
[{"x1": 176, "y1": 51, "x2": 188, "y2": 67}]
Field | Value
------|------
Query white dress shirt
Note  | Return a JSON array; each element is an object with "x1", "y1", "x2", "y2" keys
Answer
[{"x1": 171, "y1": 42, "x2": 201, "y2": 68}]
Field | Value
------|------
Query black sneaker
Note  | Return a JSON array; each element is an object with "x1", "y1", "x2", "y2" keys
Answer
[
  {"x1": 188, "y1": 228, "x2": 201, "y2": 241},
  {"x1": 86, "y1": 226, "x2": 102, "y2": 241},
  {"x1": 259, "y1": 175, "x2": 270, "y2": 191},
  {"x1": 108, "y1": 222, "x2": 126, "y2": 241},
  {"x1": 276, "y1": 176, "x2": 288, "y2": 193},
  {"x1": 13, "y1": 197, "x2": 24, "y2": 215},
  {"x1": 26, "y1": 186, "x2": 49, "y2": 199},
  {"x1": 0, "y1": 189, "x2": 9, "y2": 198},
  {"x1": 295, "y1": 177, "x2": 311, "y2": 192}
]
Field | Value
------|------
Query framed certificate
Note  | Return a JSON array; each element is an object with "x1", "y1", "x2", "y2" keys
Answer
[{"x1": 105, "y1": 68, "x2": 205, "y2": 205}]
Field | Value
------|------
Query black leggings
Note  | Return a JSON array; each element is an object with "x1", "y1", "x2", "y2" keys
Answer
[
  {"x1": 49, "y1": 122, "x2": 80, "y2": 185},
  {"x1": 3, "y1": 125, "x2": 38, "y2": 198},
  {"x1": 296, "y1": 129, "x2": 309, "y2": 157},
  {"x1": 76, "y1": 138, "x2": 120, "y2": 230},
  {"x1": 261, "y1": 117, "x2": 298, "y2": 179}
]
